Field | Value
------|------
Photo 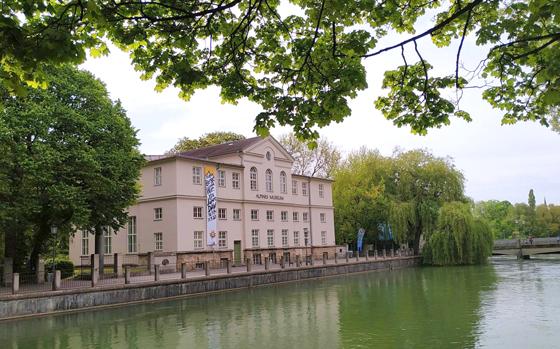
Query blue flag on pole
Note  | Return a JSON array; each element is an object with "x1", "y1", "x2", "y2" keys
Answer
[{"x1": 357, "y1": 228, "x2": 365, "y2": 253}]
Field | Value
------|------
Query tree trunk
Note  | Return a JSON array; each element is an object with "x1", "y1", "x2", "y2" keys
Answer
[
  {"x1": 95, "y1": 226, "x2": 105, "y2": 276},
  {"x1": 28, "y1": 222, "x2": 51, "y2": 273}
]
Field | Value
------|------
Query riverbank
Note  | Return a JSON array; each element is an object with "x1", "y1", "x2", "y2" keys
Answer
[{"x1": 0, "y1": 256, "x2": 420, "y2": 320}]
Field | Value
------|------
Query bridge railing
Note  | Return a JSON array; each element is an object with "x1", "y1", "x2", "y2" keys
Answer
[{"x1": 494, "y1": 237, "x2": 560, "y2": 249}]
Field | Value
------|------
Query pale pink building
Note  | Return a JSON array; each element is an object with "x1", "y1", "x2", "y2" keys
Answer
[{"x1": 69, "y1": 136, "x2": 336, "y2": 266}]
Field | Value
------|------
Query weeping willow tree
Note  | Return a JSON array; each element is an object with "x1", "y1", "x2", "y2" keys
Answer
[
  {"x1": 386, "y1": 150, "x2": 466, "y2": 254},
  {"x1": 423, "y1": 202, "x2": 493, "y2": 265}
]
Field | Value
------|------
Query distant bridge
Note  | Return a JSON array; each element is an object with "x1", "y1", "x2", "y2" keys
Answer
[{"x1": 493, "y1": 237, "x2": 560, "y2": 258}]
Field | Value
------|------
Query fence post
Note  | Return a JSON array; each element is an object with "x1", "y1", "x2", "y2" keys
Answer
[
  {"x1": 365, "y1": 250, "x2": 369, "y2": 261},
  {"x1": 12, "y1": 273, "x2": 19, "y2": 294},
  {"x1": 246, "y1": 258, "x2": 252, "y2": 272},
  {"x1": 383, "y1": 249, "x2": 387, "y2": 259},
  {"x1": 147, "y1": 252, "x2": 154, "y2": 275},
  {"x1": 204, "y1": 261, "x2": 210, "y2": 276},
  {"x1": 226, "y1": 259, "x2": 231, "y2": 274},
  {"x1": 310, "y1": 254, "x2": 314, "y2": 266},
  {"x1": 322, "y1": 252, "x2": 327, "y2": 265},
  {"x1": 154, "y1": 264, "x2": 160, "y2": 281},
  {"x1": 355, "y1": 251, "x2": 359, "y2": 262},
  {"x1": 264, "y1": 257, "x2": 269, "y2": 271},
  {"x1": 91, "y1": 254, "x2": 99, "y2": 287},
  {"x1": 114, "y1": 253, "x2": 122, "y2": 276},
  {"x1": 391, "y1": 248, "x2": 395, "y2": 258},
  {"x1": 36, "y1": 259, "x2": 45, "y2": 284},
  {"x1": 296, "y1": 255, "x2": 301, "y2": 267},
  {"x1": 125, "y1": 266, "x2": 131, "y2": 284},
  {"x1": 334, "y1": 252, "x2": 338, "y2": 264},
  {"x1": 181, "y1": 263, "x2": 187, "y2": 279},
  {"x1": 280, "y1": 256, "x2": 285, "y2": 269},
  {"x1": 53, "y1": 270, "x2": 61, "y2": 291},
  {"x1": 345, "y1": 252, "x2": 349, "y2": 263},
  {"x1": 3, "y1": 257, "x2": 13, "y2": 287},
  {"x1": 374, "y1": 250, "x2": 378, "y2": 260}
]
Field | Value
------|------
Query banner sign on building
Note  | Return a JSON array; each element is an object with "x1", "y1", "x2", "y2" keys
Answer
[
  {"x1": 205, "y1": 165, "x2": 218, "y2": 247},
  {"x1": 357, "y1": 228, "x2": 365, "y2": 253}
]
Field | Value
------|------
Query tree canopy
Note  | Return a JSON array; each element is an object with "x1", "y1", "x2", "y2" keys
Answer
[
  {"x1": 2, "y1": 0, "x2": 559, "y2": 141},
  {"x1": 278, "y1": 133, "x2": 341, "y2": 178},
  {"x1": 0, "y1": 65, "x2": 144, "y2": 270},
  {"x1": 167, "y1": 131, "x2": 246, "y2": 154}
]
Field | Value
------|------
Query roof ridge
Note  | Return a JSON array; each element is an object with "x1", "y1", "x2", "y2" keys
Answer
[{"x1": 178, "y1": 136, "x2": 263, "y2": 159}]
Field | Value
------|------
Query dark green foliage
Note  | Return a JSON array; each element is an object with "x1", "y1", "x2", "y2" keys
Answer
[
  {"x1": 45, "y1": 257, "x2": 74, "y2": 279},
  {"x1": 1, "y1": 0, "x2": 559, "y2": 141},
  {"x1": 167, "y1": 132, "x2": 246, "y2": 154},
  {"x1": 423, "y1": 202, "x2": 493, "y2": 266}
]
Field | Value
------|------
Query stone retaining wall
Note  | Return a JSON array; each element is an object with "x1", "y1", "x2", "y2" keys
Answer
[{"x1": 0, "y1": 257, "x2": 420, "y2": 320}]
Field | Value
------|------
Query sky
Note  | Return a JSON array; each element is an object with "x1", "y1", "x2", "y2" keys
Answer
[{"x1": 80, "y1": 25, "x2": 560, "y2": 205}]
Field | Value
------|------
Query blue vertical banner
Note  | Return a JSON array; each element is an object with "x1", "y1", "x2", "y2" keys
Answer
[
  {"x1": 357, "y1": 228, "x2": 365, "y2": 253},
  {"x1": 205, "y1": 165, "x2": 218, "y2": 247}
]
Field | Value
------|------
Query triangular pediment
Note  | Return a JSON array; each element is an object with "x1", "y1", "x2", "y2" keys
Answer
[{"x1": 244, "y1": 136, "x2": 294, "y2": 162}]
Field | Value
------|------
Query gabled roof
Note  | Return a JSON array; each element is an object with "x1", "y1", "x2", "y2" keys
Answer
[{"x1": 178, "y1": 136, "x2": 262, "y2": 159}]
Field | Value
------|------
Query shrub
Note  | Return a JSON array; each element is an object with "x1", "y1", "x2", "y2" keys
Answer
[{"x1": 45, "y1": 257, "x2": 74, "y2": 279}]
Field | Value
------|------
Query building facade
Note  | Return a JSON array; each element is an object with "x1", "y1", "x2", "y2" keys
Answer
[{"x1": 69, "y1": 136, "x2": 336, "y2": 267}]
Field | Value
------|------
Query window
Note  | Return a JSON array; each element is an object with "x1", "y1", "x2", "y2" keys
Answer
[
  {"x1": 319, "y1": 184, "x2": 324, "y2": 198},
  {"x1": 321, "y1": 231, "x2": 327, "y2": 245},
  {"x1": 267, "y1": 229, "x2": 274, "y2": 247},
  {"x1": 154, "y1": 207, "x2": 163, "y2": 220},
  {"x1": 281, "y1": 211, "x2": 288, "y2": 222},
  {"x1": 303, "y1": 212, "x2": 308, "y2": 222},
  {"x1": 81, "y1": 231, "x2": 89, "y2": 256},
  {"x1": 219, "y1": 231, "x2": 227, "y2": 248},
  {"x1": 302, "y1": 182, "x2": 308, "y2": 196},
  {"x1": 251, "y1": 209, "x2": 259, "y2": 220},
  {"x1": 103, "y1": 227, "x2": 112, "y2": 254},
  {"x1": 280, "y1": 171, "x2": 287, "y2": 193},
  {"x1": 193, "y1": 206, "x2": 203, "y2": 219},
  {"x1": 218, "y1": 170, "x2": 226, "y2": 187},
  {"x1": 250, "y1": 167, "x2": 258, "y2": 190},
  {"x1": 292, "y1": 180, "x2": 298, "y2": 195},
  {"x1": 232, "y1": 172, "x2": 240, "y2": 189},
  {"x1": 266, "y1": 210, "x2": 274, "y2": 221},
  {"x1": 154, "y1": 167, "x2": 162, "y2": 186},
  {"x1": 218, "y1": 208, "x2": 227, "y2": 220},
  {"x1": 282, "y1": 229, "x2": 289, "y2": 247},
  {"x1": 293, "y1": 231, "x2": 300, "y2": 246},
  {"x1": 304, "y1": 228, "x2": 309, "y2": 246},
  {"x1": 154, "y1": 232, "x2": 163, "y2": 251},
  {"x1": 194, "y1": 231, "x2": 203, "y2": 249},
  {"x1": 320, "y1": 213, "x2": 326, "y2": 223},
  {"x1": 233, "y1": 209, "x2": 241, "y2": 220},
  {"x1": 293, "y1": 212, "x2": 299, "y2": 222},
  {"x1": 193, "y1": 166, "x2": 202, "y2": 185},
  {"x1": 253, "y1": 253, "x2": 262, "y2": 264},
  {"x1": 128, "y1": 216, "x2": 137, "y2": 253},
  {"x1": 266, "y1": 151, "x2": 272, "y2": 160},
  {"x1": 252, "y1": 229, "x2": 259, "y2": 247},
  {"x1": 265, "y1": 169, "x2": 273, "y2": 192}
]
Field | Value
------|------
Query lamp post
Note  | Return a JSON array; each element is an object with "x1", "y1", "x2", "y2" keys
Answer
[{"x1": 51, "y1": 226, "x2": 58, "y2": 276}]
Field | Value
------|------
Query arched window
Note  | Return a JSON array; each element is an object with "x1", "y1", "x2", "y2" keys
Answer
[
  {"x1": 280, "y1": 171, "x2": 287, "y2": 194},
  {"x1": 265, "y1": 169, "x2": 273, "y2": 192},
  {"x1": 250, "y1": 167, "x2": 258, "y2": 191}
]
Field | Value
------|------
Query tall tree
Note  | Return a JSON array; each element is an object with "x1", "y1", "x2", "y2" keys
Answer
[
  {"x1": 0, "y1": 65, "x2": 144, "y2": 271},
  {"x1": 278, "y1": 133, "x2": 341, "y2": 178},
  {"x1": 1, "y1": 1, "x2": 559, "y2": 141},
  {"x1": 528, "y1": 189, "x2": 536, "y2": 211},
  {"x1": 167, "y1": 132, "x2": 246, "y2": 154},
  {"x1": 474, "y1": 200, "x2": 515, "y2": 239}
]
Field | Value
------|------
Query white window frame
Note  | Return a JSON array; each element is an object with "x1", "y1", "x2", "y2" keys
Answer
[
  {"x1": 193, "y1": 206, "x2": 203, "y2": 219},
  {"x1": 304, "y1": 228, "x2": 309, "y2": 246},
  {"x1": 193, "y1": 166, "x2": 202, "y2": 185},
  {"x1": 282, "y1": 229, "x2": 289, "y2": 247},
  {"x1": 281, "y1": 211, "x2": 288, "y2": 222},
  {"x1": 218, "y1": 170, "x2": 226, "y2": 187},
  {"x1": 218, "y1": 208, "x2": 227, "y2": 220},
  {"x1": 266, "y1": 210, "x2": 274, "y2": 221},
  {"x1": 280, "y1": 171, "x2": 287, "y2": 194},
  {"x1": 81, "y1": 231, "x2": 89, "y2": 256},
  {"x1": 303, "y1": 212, "x2": 308, "y2": 222},
  {"x1": 293, "y1": 231, "x2": 300, "y2": 246},
  {"x1": 154, "y1": 207, "x2": 163, "y2": 221},
  {"x1": 319, "y1": 184, "x2": 324, "y2": 198},
  {"x1": 233, "y1": 209, "x2": 241, "y2": 221},
  {"x1": 154, "y1": 232, "x2": 163, "y2": 251},
  {"x1": 251, "y1": 209, "x2": 259, "y2": 221},
  {"x1": 128, "y1": 216, "x2": 137, "y2": 253},
  {"x1": 293, "y1": 212, "x2": 299, "y2": 222},
  {"x1": 321, "y1": 231, "x2": 327, "y2": 245},
  {"x1": 292, "y1": 180, "x2": 298, "y2": 195},
  {"x1": 194, "y1": 231, "x2": 204, "y2": 249},
  {"x1": 218, "y1": 231, "x2": 227, "y2": 248},
  {"x1": 232, "y1": 172, "x2": 240, "y2": 189},
  {"x1": 252, "y1": 229, "x2": 259, "y2": 247},
  {"x1": 154, "y1": 167, "x2": 162, "y2": 186},
  {"x1": 302, "y1": 182, "x2": 308, "y2": 196},
  {"x1": 267, "y1": 229, "x2": 274, "y2": 247},
  {"x1": 265, "y1": 169, "x2": 273, "y2": 192},
  {"x1": 103, "y1": 227, "x2": 112, "y2": 254},
  {"x1": 250, "y1": 167, "x2": 258, "y2": 191},
  {"x1": 320, "y1": 213, "x2": 326, "y2": 223}
]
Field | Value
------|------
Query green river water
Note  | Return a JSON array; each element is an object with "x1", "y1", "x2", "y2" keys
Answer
[{"x1": 2, "y1": 256, "x2": 560, "y2": 349}]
